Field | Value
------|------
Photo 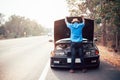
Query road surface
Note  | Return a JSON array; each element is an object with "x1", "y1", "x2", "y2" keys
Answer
[{"x1": 0, "y1": 36, "x2": 120, "y2": 80}]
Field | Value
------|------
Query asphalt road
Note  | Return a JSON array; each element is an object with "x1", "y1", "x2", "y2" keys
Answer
[{"x1": 0, "y1": 36, "x2": 120, "y2": 80}]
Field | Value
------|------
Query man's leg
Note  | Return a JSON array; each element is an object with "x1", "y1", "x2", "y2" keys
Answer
[
  {"x1": 79, "y1": 48, "x2": 85, "y2": 68},
  {"x1": 70, "y1": 42, "x2": 76, "y2": 73},
  {"x1": 79, "y1": 45, "x2": 87, "y2": 72}
]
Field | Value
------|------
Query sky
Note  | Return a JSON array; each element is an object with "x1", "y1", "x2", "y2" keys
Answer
[{"x1": 0, "y1": 0, "x2": 69, "y2": 28}]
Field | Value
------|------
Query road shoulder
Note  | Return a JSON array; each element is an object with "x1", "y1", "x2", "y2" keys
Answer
[{"x1": 98, "y1": 45, "x2": 120, "y2": 70}]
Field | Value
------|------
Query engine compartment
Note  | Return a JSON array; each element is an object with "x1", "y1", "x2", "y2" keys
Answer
[{"x1": 55, "y1": 42, "x2": 97, "y2": 57}]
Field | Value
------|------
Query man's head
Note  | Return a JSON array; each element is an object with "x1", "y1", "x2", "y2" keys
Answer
[{"x1": 71, "y1": 18, "x2": 80, "y2": 23}]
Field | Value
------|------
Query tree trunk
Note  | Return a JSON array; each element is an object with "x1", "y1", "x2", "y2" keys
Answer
[
  {"x1": 115, "y1": 32, "x2": 118, "y2": 52},
  {"x1": 102, "y1": 19, "x2": 107, "y2": 46}
]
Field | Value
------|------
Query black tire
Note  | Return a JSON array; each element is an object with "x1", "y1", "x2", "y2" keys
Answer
[
  {"x1": 50, "y1": 59, "x2": 55, "y2": 69},
  {"x1": 95, "y1": 63, "x2": 100, "y2": 68},
  {"x1": 94, "y1": 60, "x2": 100, "y2": 69}
]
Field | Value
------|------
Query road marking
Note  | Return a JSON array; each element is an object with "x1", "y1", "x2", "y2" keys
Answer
[{"x1": 38, "y1": 60, "x2": 50, "y2": 80}]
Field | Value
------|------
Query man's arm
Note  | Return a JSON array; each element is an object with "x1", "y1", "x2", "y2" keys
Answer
[
  {"x1": 65, "y1": 17, "x2": 68, "y2": 24},
  {"x1": 65, "y1": 17, "x2": 71, "y2": 28},
  {"x1": 81, "y1": 15, "x2": 85, "y2": 24}
]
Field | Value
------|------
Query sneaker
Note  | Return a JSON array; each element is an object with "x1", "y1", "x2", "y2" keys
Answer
[
  {"x1": 69, "y1": 69, "x2": 75, "y2": 73},
  {"x1": 82, "y1": 69, "x2": 87, "y2": 73}
]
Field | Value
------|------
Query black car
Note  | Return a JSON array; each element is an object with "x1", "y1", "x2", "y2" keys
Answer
[{"x1": 50, "y1": 17, "x2": 100, "y2": 68}]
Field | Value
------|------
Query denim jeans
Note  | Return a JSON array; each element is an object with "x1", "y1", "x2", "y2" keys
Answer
[{"x1": 70, "y1": 42, "x2": 85, "y2": 69}]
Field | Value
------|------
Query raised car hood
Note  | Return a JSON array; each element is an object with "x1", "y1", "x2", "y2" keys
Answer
[{"x1": 54, "y1": 17, "x2": 94, "y2": 43}]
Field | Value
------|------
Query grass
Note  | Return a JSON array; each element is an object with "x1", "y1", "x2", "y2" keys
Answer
[{"x1": 98, "y1": 45, "x2": 120, "y2": 69}]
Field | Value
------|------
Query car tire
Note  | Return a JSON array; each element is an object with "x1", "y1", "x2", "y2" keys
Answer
[
  {"x1": 50, "y1": 59, "x2": 54, "y2": 69},
  {"x1": 95, "y1": 63, "x2": 100, "y2": 68},
  {"x1": 94, "y1": 60, "x2": 100, "y2": 69}
]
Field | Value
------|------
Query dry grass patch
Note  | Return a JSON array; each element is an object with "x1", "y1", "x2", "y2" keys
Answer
[{"x1": 98, "y1": 45, "x2": 120, "y2": 69}]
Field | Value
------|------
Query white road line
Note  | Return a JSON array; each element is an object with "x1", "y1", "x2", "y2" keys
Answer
[{"x1": 38, "y1": 60, "x2": 50, "y2": 80}]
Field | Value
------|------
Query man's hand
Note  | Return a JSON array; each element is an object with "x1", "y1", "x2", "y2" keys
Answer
[{"x1": 81, "y1": 15, "x2": 84, "y2": 19}]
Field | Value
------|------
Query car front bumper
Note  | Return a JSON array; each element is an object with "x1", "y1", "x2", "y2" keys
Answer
[{"x1": 50, "y1": 56, "x2": 100, "y2": 68}]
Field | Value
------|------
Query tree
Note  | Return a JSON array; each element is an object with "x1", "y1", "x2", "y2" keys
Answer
[
  {"x1": 4, "y1": 15, "x2": 44, "y2": 38},
  {"x1": 100, "y1": 0, "x2": 120, "y2": 50},
  {"x1": 0, "y1": 13, "x2": 5, "y2": 39},
  {"x1": 0, "y1": 13, "x2": 5, "y2": 26},
  {"x1": 66, "y1": 0, "x2": 120, "y2": 52}
]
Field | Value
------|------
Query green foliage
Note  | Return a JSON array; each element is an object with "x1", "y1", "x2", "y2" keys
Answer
[
  {"x1": 66, "y1": 0, "x2": 120, "y2": 50},
  {"x1": 0, "y1": 26, "x2": 5, "y2": 35},
  {"x1": 0, "y1": 13, "x2": 5, "y2": 25},
  {"x1": 114, "y1": 15, "x2": 120, "y2": 27},
  {"x1": 95, "y1": 18, "x2": 101, "y2": 24},
  {"x1": 0, "y1": 14, "x2": 46, "y2": 39}
]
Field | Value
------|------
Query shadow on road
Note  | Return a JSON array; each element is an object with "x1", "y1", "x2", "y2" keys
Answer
[{"x1": 48, "y1": 61, "x2": 120, "y2": 80}]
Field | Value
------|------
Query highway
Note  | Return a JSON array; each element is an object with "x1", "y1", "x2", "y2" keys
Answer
[{"x1": 0, "y1": 36, "x2": 120, "y2": 80}]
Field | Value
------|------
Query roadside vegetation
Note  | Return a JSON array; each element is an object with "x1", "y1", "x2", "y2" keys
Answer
[
  {"x1": 98, "y1": 45, "x2": 120, "y2": 69},
  {"x1": 66, "y1": 0, "x2": 120, "y2": 68},
  {"x1": 0, "y1": 14, "x2": 49, "y2": 39},
  {"x1": 66, "y1": 0, "x2": 120, "y2": 52}
]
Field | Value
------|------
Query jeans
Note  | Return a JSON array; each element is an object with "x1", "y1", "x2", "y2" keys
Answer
[{"x1": 70, "y1": 42, "x2": 85, "y2": 69}]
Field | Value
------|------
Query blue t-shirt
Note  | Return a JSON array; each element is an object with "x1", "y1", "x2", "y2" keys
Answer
[{"x1": 66, "y1": 22, "x2": 85, "y2": 42}]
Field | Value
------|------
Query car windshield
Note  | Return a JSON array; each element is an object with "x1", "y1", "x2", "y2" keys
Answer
[
  {"x1": 55, "y1": 38, "x2": 93, "y2": 50},
  {"x1": 56, "y1": 38, "x2": 88, "y2": 44}
]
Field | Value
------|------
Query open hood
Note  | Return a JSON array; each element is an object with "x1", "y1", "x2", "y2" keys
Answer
[{"x1": 54, "y1": 17, "x2": 94, "y2": 43}]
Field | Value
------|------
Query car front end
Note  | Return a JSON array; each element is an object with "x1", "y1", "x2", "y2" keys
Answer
[{"x1": 50, "y1": 38, "x2": 100, "y2": 68}]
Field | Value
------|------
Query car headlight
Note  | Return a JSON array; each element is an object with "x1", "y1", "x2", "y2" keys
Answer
[
  {"x1": 85, "y1": 50, "x2": 99, "y2": 56},
  {"x1": 85, "y1": 51, "x2": 91, "y2": 56}
]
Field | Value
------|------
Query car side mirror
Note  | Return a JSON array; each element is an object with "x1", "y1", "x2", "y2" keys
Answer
[{"x1": 49, "y1": 39, "x2": 53, "y2": 42}]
